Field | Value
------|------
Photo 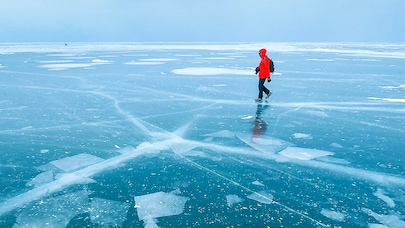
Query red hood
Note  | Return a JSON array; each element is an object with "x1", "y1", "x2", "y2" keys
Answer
[{"x1": 259, "y1": 48, "x2": 267, "y2": 58}]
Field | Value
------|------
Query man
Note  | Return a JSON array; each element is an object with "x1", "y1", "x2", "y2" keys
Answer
[{"x1": 255, "y1": 48, "x2": 272, "y2": 102}]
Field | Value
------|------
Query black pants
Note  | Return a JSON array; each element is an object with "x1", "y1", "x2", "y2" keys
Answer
[{"x1": 258, "y1": 78, "x2": 269, "y2": 99}]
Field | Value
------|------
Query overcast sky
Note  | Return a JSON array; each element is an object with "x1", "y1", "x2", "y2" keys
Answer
[{"x1": 1, "y1": 0, "x2": 404, "y2": 43}]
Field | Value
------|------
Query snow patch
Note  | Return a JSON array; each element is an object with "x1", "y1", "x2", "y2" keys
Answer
[
  {"x1": 124, "y1": 61, "x2": 164, "y2": 65},
  {"x1": 172, "y1": 67, "x2": 252, "y2": 75},
  {"x1": 380, "y1": 84, "x2": 405, "y2": 90},
  {"x1": 368, "y1": 97, "x2": 405, "y2": 103}
]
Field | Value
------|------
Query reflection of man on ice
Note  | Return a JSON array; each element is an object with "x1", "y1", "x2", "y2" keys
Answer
[{"x1": 252, "y1": 104, "x2": 269, "y2": 138}]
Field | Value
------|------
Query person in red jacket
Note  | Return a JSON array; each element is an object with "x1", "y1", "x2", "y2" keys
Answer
[{"x1": 255, "y1": 48, "x2": 272, "y2": 102}]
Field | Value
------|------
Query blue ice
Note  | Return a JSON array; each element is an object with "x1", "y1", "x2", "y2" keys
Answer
[{"x1": 0, "y1": 42, "x2": 404, "y2": 227}]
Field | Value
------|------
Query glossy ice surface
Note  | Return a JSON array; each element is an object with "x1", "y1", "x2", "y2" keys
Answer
[{"x1": 0, "y1": 43, "x2": 404, "y2": 227}]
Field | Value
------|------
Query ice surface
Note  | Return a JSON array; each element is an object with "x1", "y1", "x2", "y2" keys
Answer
[
  {"x1": 89, "y1": 197, "x2": 130, "y2": 227},
  {"x1": 1, "y1": 42, "x2": 405, "y2": 227},
  {"x1": 13, "y1": 190, "x2": 89, "y2": 228},
  {"x1": 247, "y1": 190, "x2": 273, "y2": 204}
]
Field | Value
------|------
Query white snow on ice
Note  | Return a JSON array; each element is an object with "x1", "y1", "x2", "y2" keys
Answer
[{"x1": 172, "y1": 67, "x2": 252, "y2": 75}]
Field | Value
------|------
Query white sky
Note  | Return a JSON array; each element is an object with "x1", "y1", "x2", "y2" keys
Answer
[{"x1": 1, "y1": 0, "x2": 404, "y2": 42}]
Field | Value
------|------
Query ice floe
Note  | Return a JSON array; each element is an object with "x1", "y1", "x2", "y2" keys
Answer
[
  {"x1": 134, "y1": 191, "x2": 189, "y2": 221},
  {"x1": 38, "y1": 58, "x2": 112, "y2": 70},
  {"x1": 278, "y1": 147, "x2": 334, "y2": 161}
]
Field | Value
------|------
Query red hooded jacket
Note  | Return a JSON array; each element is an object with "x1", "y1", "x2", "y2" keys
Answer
[{"x1": 257, "y1": 48, "x2": 270, "y2": 79}]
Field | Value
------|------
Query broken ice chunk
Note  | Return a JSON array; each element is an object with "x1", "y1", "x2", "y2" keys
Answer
[
  {"x1": 134, "y1": 191, "x2": 189, "y2": 221},
  {"x1": 26, "y1": 171, "x2": 54, "y2": 187},
  {"x1": 252, "y1": 180, "x2": 265, "y2": 187},
  {"x1": 50, "y1": 153, "x2": 104, "y2": 172},
  {"x1": 236, "y1": 133, "x2": 293, "y2": 154},
  {"x1": 279, "y1": 147, "x2": 334, "y2": 161},
  {"x1": 226, "y1": 194, "x2": 245, "y2": 206},
  {"x1": 247, "y1": 190, "x2": 273, "y2": 204}
]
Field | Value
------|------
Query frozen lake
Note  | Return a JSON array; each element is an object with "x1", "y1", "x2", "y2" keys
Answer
[{"x1": 0, "y1": 42, "x2": 404, "y2": 227}]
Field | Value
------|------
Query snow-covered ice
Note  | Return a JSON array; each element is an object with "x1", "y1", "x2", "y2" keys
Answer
[{"x1": 0, "y1": 42, "x2": 404, "y2": 227}]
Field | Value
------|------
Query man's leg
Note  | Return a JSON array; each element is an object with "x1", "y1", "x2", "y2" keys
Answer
[{"x1": 258, "y1": 78, "x2": 266, "y2": 99}]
